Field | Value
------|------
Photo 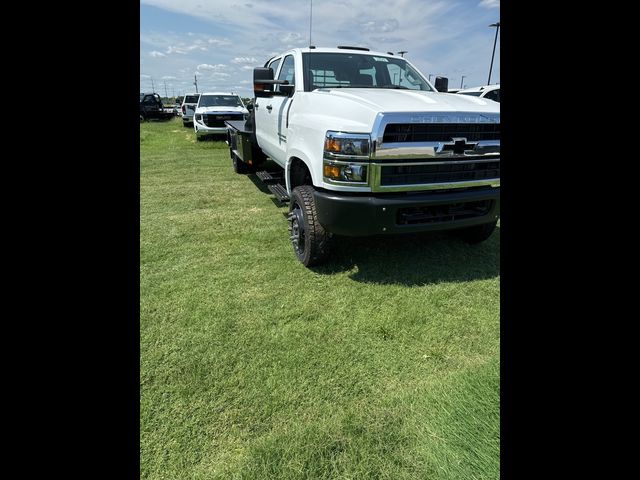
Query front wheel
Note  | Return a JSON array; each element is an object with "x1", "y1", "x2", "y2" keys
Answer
[
  {"x1": 457, "y1": 220, "x2": 498, "y2": 244},
  {"x1": 288, "y1": 185, "x2": 331, "y2": 267}
]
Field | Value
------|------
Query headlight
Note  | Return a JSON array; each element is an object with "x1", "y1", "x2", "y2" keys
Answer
[
  {"x1": 324, "y1": 131, "x2": 371, "y2": 158},
  {"x1": 195, "y1": 114, "x2": 202, "y2": 121},
  {"x1": 323, "y1": 161, "x2": 368, "y2": 183}
]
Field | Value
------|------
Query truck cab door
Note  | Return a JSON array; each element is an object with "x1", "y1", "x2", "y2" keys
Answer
[
  {"x1": 255, "y1": 57, "x2": 282, "y2": 164},
  {"x1": 270, "y1": 54, "x2": 296, "y2": 165}
]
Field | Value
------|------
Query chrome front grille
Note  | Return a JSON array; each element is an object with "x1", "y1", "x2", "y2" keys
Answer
[
  {"x1": 366, "y1": 112, "x2": 501, "y2": 192},
  {"x1": 203, "y1": 113, "x2": 244, "y2": 127},
  {"x1": 383, "y1": 122, "x2": 500, "y2": 143}
]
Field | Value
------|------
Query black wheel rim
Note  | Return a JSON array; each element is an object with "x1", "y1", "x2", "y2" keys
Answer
[{"x1": 288, "y1": 203, "x2": 305, "y2": 256}]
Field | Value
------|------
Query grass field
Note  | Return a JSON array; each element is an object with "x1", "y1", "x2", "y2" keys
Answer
[{"x1": 140, "y1": 117, "x2": 500, "y2": 479}]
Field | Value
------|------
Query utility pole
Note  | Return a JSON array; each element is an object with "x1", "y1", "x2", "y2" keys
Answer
[
  {"x1": 151, "y1": 77, "x2": 155, "y2": 93},
  {"x1": 194, "y1": 75, "x2": 199, "y2": 93},
  {"x1": 488, "y1": 22, "x2": 500, "y2": 85},
  {"x1": 460, "y1": 76, "x2": 466, "y2": 89},
  {"x1": 164, "y1": 81, "x2": 168, "y2": 99}
]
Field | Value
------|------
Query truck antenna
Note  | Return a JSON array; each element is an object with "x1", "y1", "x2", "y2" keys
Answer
[{"x1": 309, "y1": 0, "x2": 313, "y2": 46}]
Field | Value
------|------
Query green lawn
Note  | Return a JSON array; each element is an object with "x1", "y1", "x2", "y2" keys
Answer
[{"x1": 140, "y1": 117, "x2": 500, "y2": 479}]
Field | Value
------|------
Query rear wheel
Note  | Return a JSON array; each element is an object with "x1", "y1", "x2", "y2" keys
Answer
[
  {"x1": 288, "y1": 185, "x2": 330, "y2": 267},
  {"x1": 457, "y1": 220, "x2": 498, "y2": 244}
]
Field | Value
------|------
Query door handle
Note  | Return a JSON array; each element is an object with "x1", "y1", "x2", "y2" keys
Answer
[{"x1": 266, "y1": 105, "x2": 273, "y2": 111}]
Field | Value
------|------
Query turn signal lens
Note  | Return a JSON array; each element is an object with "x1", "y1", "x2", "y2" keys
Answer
[
  {"x1": 323, "y1": 165, "x2": 342, "y2": 179},
  {"x1": 324, "y1": 138, "x2": 342, "y2": 153}
]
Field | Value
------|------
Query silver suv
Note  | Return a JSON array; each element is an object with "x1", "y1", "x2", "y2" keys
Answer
[{"x1": 181, "y1": 93, "x2": 200, "y2": 126}]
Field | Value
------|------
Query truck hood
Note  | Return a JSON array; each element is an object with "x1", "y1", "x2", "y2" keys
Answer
[
  {"x1": 195, "y1": 106, "x2": 248, "y2": 115},
  {"x1": 315, "y1": 88, "x2": 499, "y2": 114}
]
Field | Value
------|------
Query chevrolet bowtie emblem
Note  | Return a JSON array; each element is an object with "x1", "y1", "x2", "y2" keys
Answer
[{"x1": 441, "y1": 138, "x2": 478, "y2": 155}]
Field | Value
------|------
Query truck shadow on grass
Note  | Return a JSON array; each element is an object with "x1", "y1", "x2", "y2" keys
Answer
[{"x1": 311, "y1": 227, "x2": 500, "y2": 286}]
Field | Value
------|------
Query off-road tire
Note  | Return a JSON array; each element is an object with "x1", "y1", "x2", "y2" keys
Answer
[
  {"x1": 458, "y1": 220, "x2": 498, "y2": 244},
  {"x1": 288, "y1": 185, "x2": 330, "y2": 267}
]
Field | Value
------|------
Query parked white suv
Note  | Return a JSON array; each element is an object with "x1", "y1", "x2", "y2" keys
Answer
[
  {"x1": 193, "y1": 92, "x2": 248, "y2": 140},
  {"x1": 457, "y1": 84, "x2": 500, "y2": 103},
  {"x1": 181, "y1": 93, "x2": 200, "y2": 126}
]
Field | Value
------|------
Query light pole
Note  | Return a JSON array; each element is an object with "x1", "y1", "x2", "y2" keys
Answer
[
  {"x1": 428, "y1": 74, "x2": 434, "y2": 82},
  {"x1": 460, "y1": 75, "x2": 466, "y2": 89},
  {"x1": 488, "y1": 22, "x2": 500, "y2": 85}
]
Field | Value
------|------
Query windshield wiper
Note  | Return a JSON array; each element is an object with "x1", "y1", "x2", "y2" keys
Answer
[{"x1": 379, "y1": 85, "x2": 410, "y2": 89}]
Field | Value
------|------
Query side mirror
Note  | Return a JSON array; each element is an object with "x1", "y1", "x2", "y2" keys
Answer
[
  {"x1": 434, "y1": 76, "x2": 449, "y2": 92},
  {"x1": 246, "y1": 103, "x2": 254, "y2": 111},
  {"x1": 254, "y1": 67, "x2": 275, "y2": 98}
]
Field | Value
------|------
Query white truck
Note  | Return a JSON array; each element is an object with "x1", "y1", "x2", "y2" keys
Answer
[
  {"x1": 193, "y1": 92, "x2": 249, "y2": 141},
  {"x1": 226, "y1": 46, "x2": 500, "y2": 267},
  {"x1": 181, "y1": 93, "x2": 200, "y2": 126}
]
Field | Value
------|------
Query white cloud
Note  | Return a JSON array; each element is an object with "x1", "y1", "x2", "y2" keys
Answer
[
  {"x1": 149, "y1": 51, "x2": 166, "y2": 57},
  {"x1": 197, "y1": 63, "x2": 227, "y2": 71},
  {"x1": 167, "y1": 46, "x2": 187, "y2": 54},
  {"x1": 231, "y1": 57, "x2": 258, "y2": 64},
  {"x1": 280, "y1": 32, "x2": 303, "y2": 43},
  {"x1": 208, "y1": 37, "x2": 232, "y2": 46},
  {"x1": 241, "y1": 65, "x2": 254, "y2": 70},
  {"x1": 140, "y1": 74, "x2": 151, "y2": 78},
  {"x1": 161, "y1": 76, "x2": 177, "y2": 80},
  {"x1": 361, "y1": 19, "x2": 399, "y2": 33},
  {"x1": 479, "y1": 0, "x2": 500, "y2": 8}
]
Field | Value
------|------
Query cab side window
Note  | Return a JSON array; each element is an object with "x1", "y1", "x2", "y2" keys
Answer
[
  {"x1": 276, "y1": 55, "x2": 295, "y2": 91},
  {"x1": 484, "y1": 89, "x2": 500, "y2": 102},
  {"x1": 268, "y1": 57, "x2": 282, "y2": 79}
]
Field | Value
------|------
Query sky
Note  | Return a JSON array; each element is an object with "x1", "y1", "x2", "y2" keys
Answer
[{"x1": 140, "y1": 0, "x2": 500, "y2": 98}]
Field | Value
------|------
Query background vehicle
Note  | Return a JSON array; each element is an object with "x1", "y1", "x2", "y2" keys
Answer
[
  {"x1": 226, "y1": 46, "x2": 500, "y2": 267},
  {"x1": 193, "y1": 92, "x2": 248, "y2": 141},
  {"x1": 457, "y1": 84, "x2": 500, "y2": 102},
  {"x1": 181, "y1": 93, "x2": 200, "y2": 126},
  {"x1": 140, "y1": 93, "x2": 175, "y2": 121}
]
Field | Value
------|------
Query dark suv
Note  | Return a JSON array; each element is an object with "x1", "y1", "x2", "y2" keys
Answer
[{"x1": 140, "y1": 93, "x2": 175, "y2": 121}]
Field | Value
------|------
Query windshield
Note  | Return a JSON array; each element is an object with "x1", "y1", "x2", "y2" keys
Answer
[
  {"x1": 301, "y1": 52, "x2": 433, "y2": 92},
  {"x1": 198, "y1": 95, "x2": 244, "y2": 108},
  {"x1": 184, "y1": 95, "x2": 200, "y2": 104}
]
